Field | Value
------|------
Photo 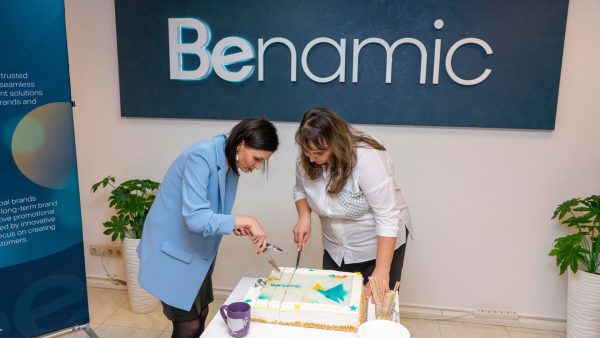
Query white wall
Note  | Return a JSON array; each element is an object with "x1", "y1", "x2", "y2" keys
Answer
[{"x1": 64, "y1": 0, "x2": 600, "y2": 319}]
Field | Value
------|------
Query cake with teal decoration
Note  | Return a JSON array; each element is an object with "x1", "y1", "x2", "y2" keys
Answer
[{"x1": 243, "y1": 267, "x2": 366, "y2": 332}]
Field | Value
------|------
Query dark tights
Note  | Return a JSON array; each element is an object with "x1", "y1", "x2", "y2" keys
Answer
[{"x1": 171, "y1": 306, "x2": 209, "y2": 338}]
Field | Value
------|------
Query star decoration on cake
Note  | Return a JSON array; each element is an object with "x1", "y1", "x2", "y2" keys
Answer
[
  {"x1": 349, "y1": 305, "x2": 357, "y2": 311},
  {"x1": 244, "y1": 299, "x2": 252, "y2": 303},
  {"x1": 313, "y1": 283, "x2": 347, "y2": 303},
  {"x1": 294, "y1": 303, "x2": 301, "y2": 310}
]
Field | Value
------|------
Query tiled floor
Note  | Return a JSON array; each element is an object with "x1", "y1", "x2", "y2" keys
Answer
[{"x1": 59, "y1": 288, "x2": 566, "y2": 338}]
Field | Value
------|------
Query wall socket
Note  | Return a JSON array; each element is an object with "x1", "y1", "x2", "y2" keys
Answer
[
  {"x1": 473, "y1": 309, "x2": 519, "y2": 320},
  {"x1": 89, "y1": 244, "x2": 122, "y2": 257}
]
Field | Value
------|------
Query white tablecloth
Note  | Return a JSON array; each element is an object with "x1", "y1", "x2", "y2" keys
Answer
[{"x1": 202, "y1": 277, "x2": 405, "y2": 338}]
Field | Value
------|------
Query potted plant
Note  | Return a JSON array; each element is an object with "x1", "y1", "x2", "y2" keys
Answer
[
  {"x1": 549, "y1": 195, "x2": 600, "y2": 338},
  {"x1": 92, "y1": 176, "x2": 161, "y2": 313}
]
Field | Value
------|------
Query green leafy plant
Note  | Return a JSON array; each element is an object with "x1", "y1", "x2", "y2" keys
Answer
[
  {"x1": 91, "y1": 176, "x2": 160, "y2": 241},
  {"x1": 549, "y1": 195, "x2": 600, "y2": 275}
]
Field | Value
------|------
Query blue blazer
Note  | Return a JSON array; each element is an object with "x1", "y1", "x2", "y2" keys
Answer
[{"x1": 138, "y1": 135, "x2": 238, "y2": 310}]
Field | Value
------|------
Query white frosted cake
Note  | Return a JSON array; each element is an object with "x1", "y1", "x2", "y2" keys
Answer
[{"x1": 243, "y1": 267, "x2": 366, "y2": 332}]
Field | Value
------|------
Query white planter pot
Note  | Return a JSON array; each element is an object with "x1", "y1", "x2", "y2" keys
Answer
[
  {"x1": 122, "y1": 237, "x2": 159, "y2": 314},
  {"x1": 567, "y1": 270, "x2": 600, "y2": 338}
]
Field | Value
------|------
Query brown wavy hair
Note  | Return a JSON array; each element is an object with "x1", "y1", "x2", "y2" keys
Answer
[{"x1": 295, "y1": 108, "x2": 385, "y2": 195}]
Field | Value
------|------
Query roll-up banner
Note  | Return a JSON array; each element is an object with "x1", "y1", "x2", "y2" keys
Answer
[{"x1": 0, "y1": 1, "x2": 91, "y2": 337}]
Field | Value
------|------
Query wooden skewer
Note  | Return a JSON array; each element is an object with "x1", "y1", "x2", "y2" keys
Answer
[
  {"x1": 369, "y1": 276, "x2": 382, "y2": 305},
  {"x1": 368, "y1": 276, "x2": 377, "y2": 304},
  {"x1": 377, "y1": 281, "x2": 384, "y2": 306}
]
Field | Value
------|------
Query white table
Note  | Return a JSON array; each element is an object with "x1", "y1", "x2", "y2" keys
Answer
[{"x1": 202, "y1": 277, "x2": 404, "y2": 338}]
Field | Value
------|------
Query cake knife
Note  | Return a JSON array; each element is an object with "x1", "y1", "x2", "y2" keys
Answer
[
  {"x1": 266, "y1": 242, "x2": 283, "y2": 252},
  {"x1": 294, "y1": 247, "x2": 302, "y2": 270},
  {"x1": 266, "y1": 255, "x2": 282, "y2": 273}
]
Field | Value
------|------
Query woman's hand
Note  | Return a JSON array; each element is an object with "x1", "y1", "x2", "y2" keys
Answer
[
  {"x1": 293, "y1": 199, "x2": 312, "y2": 250},
  {"x1": 233, "y1": 228, "x2": 246, "y2": 236},
  {"x1": 293, "y1": 218, "x2": 311, "y2": 250},
  {"x1": 234, "y1": 215, "x2": 267, "y2": 254},
  {"x1": 367, "y1": 236, "x2": 395, "y2": 302},
  {"x1": 366, "y1": 267, "x2": 390, "y2": 303}
]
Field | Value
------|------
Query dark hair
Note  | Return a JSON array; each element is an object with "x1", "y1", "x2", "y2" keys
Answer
[
  {"x1": 225, "y1": 118, "x2": 279, "y2": 176},
  {"x1": 296, "y1": 108, "x2": 384, "y2": 195}
]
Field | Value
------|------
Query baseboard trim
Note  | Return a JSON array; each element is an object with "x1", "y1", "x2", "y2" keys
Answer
[
  {"x1": 211, "y1": 286, "x2": 566, "y2": 332},
  {"x1": 213, "y1": 285, "x2": 233, "y2": 301},
  {"x1": 398, "y1": 303, "x2": 566, "y2": 332}
]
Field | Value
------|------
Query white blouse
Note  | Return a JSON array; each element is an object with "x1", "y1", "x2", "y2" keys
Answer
[{"x1": 293, "y1": 146, "x2": 413, "y2": 265}]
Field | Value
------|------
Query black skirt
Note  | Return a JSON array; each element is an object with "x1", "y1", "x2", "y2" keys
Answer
[{"x1": 161, "y1": 266, "x2": 215, "y2": 322}]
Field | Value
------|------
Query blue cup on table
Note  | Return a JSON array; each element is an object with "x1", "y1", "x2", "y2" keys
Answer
[{"x1": 220, "y1": 301, "x2": 251, "y2": 337}]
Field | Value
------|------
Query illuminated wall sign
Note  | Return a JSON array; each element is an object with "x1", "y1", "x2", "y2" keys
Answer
[{"x1": 115, "y1": 0, "x2": 569, "y2": 129}]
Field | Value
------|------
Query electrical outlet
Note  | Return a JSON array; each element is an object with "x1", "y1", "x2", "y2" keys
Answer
[
  {"x1": 89, "y1": 245, "x2": 122, "y2": 257},
  {"x1": 473, "y1": 309, "x2": 519, "y2": 320}
]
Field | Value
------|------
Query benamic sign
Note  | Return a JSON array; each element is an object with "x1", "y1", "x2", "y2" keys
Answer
[
  {"x1": 168, "y1": 18, "x2": 492, "y2": 86},
  {"x1": 115, "y1": 0, "x2": 569, "y2": 129}
]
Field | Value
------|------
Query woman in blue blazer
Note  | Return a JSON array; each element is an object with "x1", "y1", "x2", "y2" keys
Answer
[{"x1": 138, "y1": 118, "x2": 279, "y2": 338}]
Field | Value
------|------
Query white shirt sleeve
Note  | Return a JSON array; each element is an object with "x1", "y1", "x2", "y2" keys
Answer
[
  {"x1": 293, "y1": 162, "x2": 308, "y2": 201},
  {"x1": 356, "y1": 147, "x2": 401, "y2": 237}
]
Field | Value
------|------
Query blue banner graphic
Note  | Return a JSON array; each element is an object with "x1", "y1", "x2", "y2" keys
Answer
[
  {"x1": 0, "y1": 1, "x2": 89, "y2": 337},
  {"x1": 115, "y1": 0, "x2": 568, "y2": 129}
]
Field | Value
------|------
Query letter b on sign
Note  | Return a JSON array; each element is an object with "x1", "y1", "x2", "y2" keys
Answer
[{"x1": 168, "y1": 18, "x2": 256, "y2": 82}]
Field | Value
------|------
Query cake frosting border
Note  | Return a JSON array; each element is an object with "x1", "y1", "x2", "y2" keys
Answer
[
  {"x1": 251, "y1": 288, "x2": 367, "y2": 332},
  {"x1": 244, "y1": 268, "x2": 367, "y2": 332}
]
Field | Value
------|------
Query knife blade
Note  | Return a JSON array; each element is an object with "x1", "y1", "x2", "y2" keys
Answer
[
  {"x1": 266, "y1": 242, "x2": 283, "y2": 253},
  {"x1": 266, "y1": 255, "x2": 281, "y2": 273}
]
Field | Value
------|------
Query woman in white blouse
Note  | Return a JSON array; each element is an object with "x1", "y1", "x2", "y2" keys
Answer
[{"x1": 293, "y1": 108, "x2": 413, "y2": 295}]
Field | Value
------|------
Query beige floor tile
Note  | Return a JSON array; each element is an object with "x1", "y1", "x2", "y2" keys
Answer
[
  {"x1": 94, "y1": 324, "x2": 163, "y2": 338},
  {"x1": 87, "y1": 287, "x2": 128, "y2": 325},
  {"x1": 208, "y1": 299, "x2": 225, "y2": 323},
  {"x1": 400, "y1": 318, "x2": 441, "y2": 338},
  {"x1": 158, "y1": 330, "x2": 173, "y2": 338},
  {"x1": 439, "y1": 321, "x2": 509, "y2": 338},
  {"x1": 506, "y1": 326, "x2": 566, "y2": 338},
  {"x1": 162, "y1": 324, "x2": 173, "y2": 335},
  {"x1": 507, "y1": 332, "x2": 566, "y2": 338},
  {"x1": 103, "y1": 301, "x2": 170, "y2": 331}
]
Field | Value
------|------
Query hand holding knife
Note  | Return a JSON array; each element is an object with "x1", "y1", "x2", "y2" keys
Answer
[{"x1": 295, "y1": 244, "x2": 303, "y2": 270}]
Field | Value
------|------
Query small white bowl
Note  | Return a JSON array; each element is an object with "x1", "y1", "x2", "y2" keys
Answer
[{"x1": 358, "y1": 320, "x2": 410, "y2": 338}]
